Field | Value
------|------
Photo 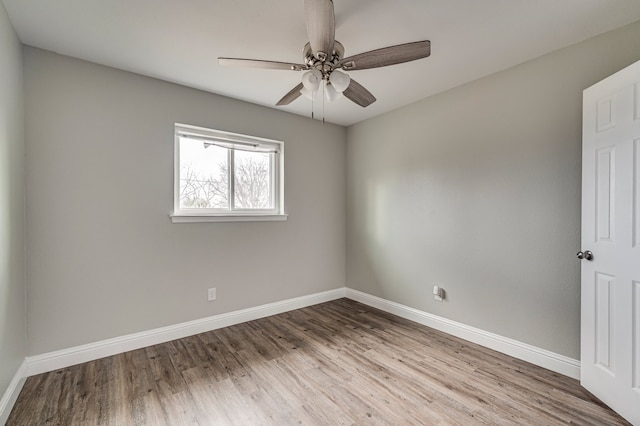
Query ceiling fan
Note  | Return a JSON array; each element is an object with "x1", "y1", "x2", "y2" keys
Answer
[{"x1": 218, "y1": 0, "x2": 431, "y2": 109}]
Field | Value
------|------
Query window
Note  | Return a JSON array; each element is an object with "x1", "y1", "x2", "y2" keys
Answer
[{"x1": 171, "y1": 124, "x2": 285, "y2": 222}]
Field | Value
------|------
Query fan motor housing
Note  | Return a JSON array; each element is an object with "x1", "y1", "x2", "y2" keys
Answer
[{"x1": 304, "y1": 41, "x2": 344, "y2": 76}]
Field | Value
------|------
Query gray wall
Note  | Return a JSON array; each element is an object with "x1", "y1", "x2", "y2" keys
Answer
[
  {"x1": 346, "y1": 21, "x2": 640, "y2": 359},
  {"x1": 0, "y1": 2, "x2": 26, "y2": 399},
  {"x1": 24, "y1": 47, "x2": 346, "y2": 355}
]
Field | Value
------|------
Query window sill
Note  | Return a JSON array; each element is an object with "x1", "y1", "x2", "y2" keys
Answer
[{"x1": 170, "y1": 213, "x2": 288, "y2": 223}]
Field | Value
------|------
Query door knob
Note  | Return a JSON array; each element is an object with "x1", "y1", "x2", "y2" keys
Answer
[{"x1": 577, "y1": 250, "x2": 594, "y2": 261}]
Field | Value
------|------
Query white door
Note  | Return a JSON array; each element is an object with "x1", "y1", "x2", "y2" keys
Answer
[{"x1": 581, "y1": 59, "x2": 640, "y2": 426}]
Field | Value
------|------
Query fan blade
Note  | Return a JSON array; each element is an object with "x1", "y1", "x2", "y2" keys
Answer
[
  {"x1": 276, "y1": 83, "x2": 304, "y2": 106},
  {"x1": 304, "y1": 0, "x2": 335, "y2": 60},
  {"x1": 338, "y1": 40, "x2": 430, "y2": 71},
  {"x1": 218, "y1": 57, "x2": 307, "y2": 71},
  {"x1": 343, "y1": 79, "x2": 376, "y2": 107}
]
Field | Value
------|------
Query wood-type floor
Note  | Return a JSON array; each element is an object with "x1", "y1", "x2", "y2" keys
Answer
[{"x1": 8, "y1": 298, "x2": 629, "y2": 425}]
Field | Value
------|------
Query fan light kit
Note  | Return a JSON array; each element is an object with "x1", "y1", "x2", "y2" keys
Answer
[
  {"x1": 218, "y1": 0, "x2": 431, "y2": 120},
  {"x1": 301, "y1": 68, "x2": 350, "y2": 102}
]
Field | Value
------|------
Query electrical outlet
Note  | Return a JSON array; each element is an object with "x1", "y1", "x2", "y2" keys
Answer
[
  {"x1": 433, "y1": 285, "x2": 444, "y2": 302},
  {"x1": 207, "y1": 287, "x2": 217, "y2": 301}
]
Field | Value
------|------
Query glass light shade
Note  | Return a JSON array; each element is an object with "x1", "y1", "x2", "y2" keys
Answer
[
  {"x1": 329, "y1": 70, "x2": 350, "y2": 93},
  {"x1": 324, "y1": 81, "x2": 343, "y2": 102},
  {"x1": 300, "y1": 86, "x2": 315, "y2": 100},
  {"x1": 301, "y1": 69, "x2": 322, "y2": 91}
]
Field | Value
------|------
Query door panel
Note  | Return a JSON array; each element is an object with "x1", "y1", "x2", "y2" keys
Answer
[
  {"x1": 634, "y1": 281, "x2": 640, "y2": 390},
  {"x1": 634, "y1": 139, "x2": 640, "y2": 248},
  {"x1": 595, "y1": 146, "x2": 615, "y2": 242},
  {"x1": 594, "y1": 272, "x2": 615, "y2": 372}
]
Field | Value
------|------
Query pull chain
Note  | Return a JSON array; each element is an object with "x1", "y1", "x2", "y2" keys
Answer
[{"x1": 322, "y1": 81, "x2": 326, "y2": 125}]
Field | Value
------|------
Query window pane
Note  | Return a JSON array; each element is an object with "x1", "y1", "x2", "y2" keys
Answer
[
  {"x1": 234, "y1": 150, "x2": 273, "y2": 209},
  {"x1": 179, "y1": 137, "x2": 229, "y2": 209}
]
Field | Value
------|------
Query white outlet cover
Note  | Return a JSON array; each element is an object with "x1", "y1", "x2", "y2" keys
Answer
[{"x1": 208, "y1": 287, "x2": 216, "y2": 301}]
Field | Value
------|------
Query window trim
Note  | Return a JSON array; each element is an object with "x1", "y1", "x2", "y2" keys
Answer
[{"x1": 171, "y1": 123, "x2": 286, "y2": 223}]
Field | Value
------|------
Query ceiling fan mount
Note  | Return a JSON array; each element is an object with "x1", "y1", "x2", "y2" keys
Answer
[{"x1": 218, "y1": 0, "x2": 431, "y2": 109}]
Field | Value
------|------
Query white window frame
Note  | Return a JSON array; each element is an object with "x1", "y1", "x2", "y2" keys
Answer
[{"x1": 171, "y1": 123, "x2": 286, "y2": 223}]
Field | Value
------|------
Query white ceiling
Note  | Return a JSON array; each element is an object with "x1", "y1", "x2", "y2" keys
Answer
[{"x1": 4, "y1": 0, "x2": 640, "y2": 126}]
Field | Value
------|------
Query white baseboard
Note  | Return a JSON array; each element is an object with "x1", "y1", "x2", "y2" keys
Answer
[
  {"x1": 23, "y1": 286, "x2": 579, "y2": 383},
  {"x1": 0, "y1": 360, "x2": 27, "y2": 425},
  {"x1": 345, "y1": 289, "x2": 581, "y2": 379},
  {"x1": 26, "y1": 288, "x2": 346, "y2": 376}
]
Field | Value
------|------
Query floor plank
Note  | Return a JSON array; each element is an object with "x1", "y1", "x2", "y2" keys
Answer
[{"x1": 7, "y1": 299, "x2": 630, "y2": 425}]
